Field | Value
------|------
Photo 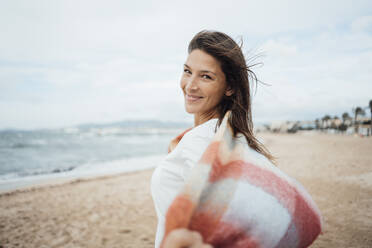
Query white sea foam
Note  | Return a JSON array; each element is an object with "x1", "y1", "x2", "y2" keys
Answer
[{"x1": 0, "y1": 154, "x2": 165, "y2": 192}]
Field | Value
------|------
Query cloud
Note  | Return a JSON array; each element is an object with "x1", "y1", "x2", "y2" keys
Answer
[
  {"x1": 253, "y1": 26, "x2": 372, "y2": 122},
  {"x1": 351, "y1": 15, "x2": 372, "y2": 33},
  {"x1": 0, "y1": 0, "x2": 371, "y2": 129}
]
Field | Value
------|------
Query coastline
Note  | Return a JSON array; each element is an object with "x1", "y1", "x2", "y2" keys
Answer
[
  {"x1": 0, "y1": 154, "x2": 165, "y2": 194},
  {"x1": 0, "y1": 168, "x2": 154, "y2": 196},
  {"x1": 1, "y1": 133, "x2": 371, "y2": 247}
]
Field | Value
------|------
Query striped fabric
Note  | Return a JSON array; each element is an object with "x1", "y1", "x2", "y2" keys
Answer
[{"x1": 161, "y1": 111, "x2": 323, "y2": 248}]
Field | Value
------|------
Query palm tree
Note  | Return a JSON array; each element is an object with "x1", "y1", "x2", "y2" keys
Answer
[
  {"x1": 331, "y1": 116, "x2": 341, "y2": 130},
  {"x1": 315, "y1": 119, "x2": 320, "y2": 130},
  {"x1": 342, "y1": 112, "x2": 351, "y2": 125},
  {"x1": 353, "y1": 107, "x2": 366, "y2": 134},
  {"x1": 321, "y1": 115, "x2": 331, "y2": 130},
  {"x1": 340, "y1": 112, "x2": 351, "y2": 133}
]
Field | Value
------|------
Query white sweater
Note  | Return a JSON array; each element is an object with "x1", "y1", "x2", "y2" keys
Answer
[{"x1": 150, "y1": 118, "x2": 218, "y2": 248}]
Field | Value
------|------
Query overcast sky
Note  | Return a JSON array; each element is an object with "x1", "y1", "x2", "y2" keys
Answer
[{"x1": 1, "y1": 0, "x2": 371, "y2": 129}]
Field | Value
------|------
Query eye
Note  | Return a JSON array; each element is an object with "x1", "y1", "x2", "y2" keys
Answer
[
  {"x1": 183, "y1": 68, "x2": 191, "y2": 74},
  {"x1": 202, "y1": 74, "x2": 212, "y2": 80}
]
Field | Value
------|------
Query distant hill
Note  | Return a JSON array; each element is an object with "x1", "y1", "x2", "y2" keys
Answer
[{"x1": 76, "y1": 119, "x2": 191, "y2": 129}]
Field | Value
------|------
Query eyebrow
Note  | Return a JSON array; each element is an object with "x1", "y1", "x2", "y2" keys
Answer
[{"x1": 184, "y1": 64, "x2": 217, "y2": 76}]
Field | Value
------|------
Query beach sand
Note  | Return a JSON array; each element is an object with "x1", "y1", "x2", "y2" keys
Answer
[{"x1": 1, "y1": 133, "x2": 371, "y2": 248}]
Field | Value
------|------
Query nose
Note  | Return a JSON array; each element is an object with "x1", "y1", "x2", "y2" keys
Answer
[{"x1": 185, "y1": 75, "x2": 198, "y2": 92}]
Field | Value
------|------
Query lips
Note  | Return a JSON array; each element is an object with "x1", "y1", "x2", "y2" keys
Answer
[{"x1": 186, "y1": 94, "x2": 203, "y2": 102}]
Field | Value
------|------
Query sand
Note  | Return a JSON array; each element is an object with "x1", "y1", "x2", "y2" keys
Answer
[{"x1": 1, "y1": 133, "x2": 372, "y2": 248}]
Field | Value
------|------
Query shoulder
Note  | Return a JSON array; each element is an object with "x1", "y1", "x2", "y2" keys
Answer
[
  {"x1": 180, "y1": 119, "x2": 218, "y2": 160},
  {"x1": 184, "y1": 118, "x2": 218, "y2": 140},
  {"x1": 168, "y1": 127, "x2": 192, "y2": 153},
  {"x1": 168, "y1": 118, "x2": 218, "y2": 153}
]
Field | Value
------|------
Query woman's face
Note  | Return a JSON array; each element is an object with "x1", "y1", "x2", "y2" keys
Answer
[{"x1": 180, "y1": 49, "x2": 232, "y2": 119}]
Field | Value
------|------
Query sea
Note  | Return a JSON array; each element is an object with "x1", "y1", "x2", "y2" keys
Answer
[{"x1": 0, "y1": 120, "x2": 189, "y2": 192}]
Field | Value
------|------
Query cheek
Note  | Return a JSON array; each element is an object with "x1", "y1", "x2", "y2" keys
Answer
[
  {"x1": 208, "y1": 86, "x2": 225, "y2": 103},
  {"x1": 180, "y1": 77, "x2": 186, "y2": 90}
]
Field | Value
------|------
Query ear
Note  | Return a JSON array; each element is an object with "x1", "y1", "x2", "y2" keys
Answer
[{"x1": 225, "y1": 87, "x2": 234, "y2": 97}]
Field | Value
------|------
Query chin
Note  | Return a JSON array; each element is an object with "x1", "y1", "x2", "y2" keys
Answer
[
  {"x1": 184, "y1": 105, "x2": 198, "y2": 114},
  {"x1": 185, "y1": 108, "x2": 195, "y2": 114}
]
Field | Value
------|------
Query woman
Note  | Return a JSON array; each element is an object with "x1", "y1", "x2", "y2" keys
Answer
[{"x1": 151, "y1": 30, "x2": 322, "y2": 248}]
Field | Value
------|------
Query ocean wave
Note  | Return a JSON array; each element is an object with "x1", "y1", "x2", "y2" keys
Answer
[
  {"x1": 0, "y1": 154, "x2": 165, "y2": 192},
  {"x1": 10, "y1": 139, "x2": 48, "y2": 149},
  {"x1": 67, "y1": 127, "x2": 184, "y2": 137},
  {"x1": 1, "y1": 166, "x2": 77, "y2": 180}
]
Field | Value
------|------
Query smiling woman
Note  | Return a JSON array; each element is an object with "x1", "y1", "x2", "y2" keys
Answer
[
  {"x1": 151, "y1": 30, "x2": 322, "y2": 248},
  {"x1": 181, "y1": 49, "x2": 232, "y2": 126},
  {"x1": 151, "y1": 30, "x2": 274, "y2": 247}
]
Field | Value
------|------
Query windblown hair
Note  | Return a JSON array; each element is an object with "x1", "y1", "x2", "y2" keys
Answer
[{"x1": 188, "y1": 30, "x2": 274, "y2": 162}]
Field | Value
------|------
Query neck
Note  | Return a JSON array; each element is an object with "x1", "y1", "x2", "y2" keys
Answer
[{"x1": 194, "y1": 111, "x2": 219, "y2": 127}]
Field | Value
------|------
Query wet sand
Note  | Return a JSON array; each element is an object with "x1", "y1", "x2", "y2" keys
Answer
[{"x1": 1, "y1": 133, "x2": 371, "y2": 247}]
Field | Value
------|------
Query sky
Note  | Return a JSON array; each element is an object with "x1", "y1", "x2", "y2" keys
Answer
[{"x1": 0, "y1": 0, "x2": 371, "y2": 129}]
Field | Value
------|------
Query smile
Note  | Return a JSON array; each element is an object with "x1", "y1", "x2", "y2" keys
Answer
[{"x1": 186, "y1": 94, "x2": 203, "y2": 102}]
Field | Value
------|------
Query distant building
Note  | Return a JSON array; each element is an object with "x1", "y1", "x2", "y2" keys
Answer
[{"x1": 297, "y1": 121, "x2": 316, "y2": 130}]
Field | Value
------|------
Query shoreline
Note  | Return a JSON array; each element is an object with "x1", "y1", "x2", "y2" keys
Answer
[
  {"x1": 1, "y1": 133, "x2": 371, "y2": 247},
  {"x1": 0, "y1": 131, "x2": 366, "y2": 194},
  {"x1": 0, "y1": 168, "x2": 154, "y2": 196},
  {"x1": 0, "y1": 154, "x2": 165, "y2": 194}
]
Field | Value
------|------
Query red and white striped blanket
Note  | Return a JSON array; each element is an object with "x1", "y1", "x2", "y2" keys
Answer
[{"x1": 161, "y1": 111, "x2": 323, "y2": 248}]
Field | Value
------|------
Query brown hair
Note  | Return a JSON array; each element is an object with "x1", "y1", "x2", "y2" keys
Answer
[{"x1": 188, "y1": 30, "x2": 274, "y2": 162}]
